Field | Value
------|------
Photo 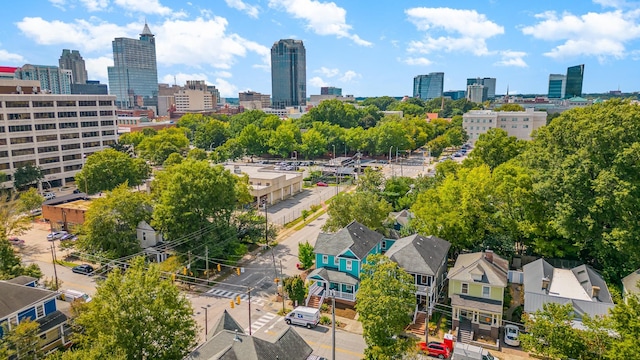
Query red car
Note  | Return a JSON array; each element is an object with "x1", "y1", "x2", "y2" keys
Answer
[
  {"x1": 418, "y1": 341, "x2": 450, "y2": 359},
  {"x1": 316, "y1": 181, "x2": 328, "y2": 187},
  {"x1": 8, "y1": 237, "x2": 25, "y2": 246}
]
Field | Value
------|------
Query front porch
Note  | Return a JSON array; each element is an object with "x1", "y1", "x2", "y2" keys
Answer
[
  {"x1": 306, "y1": 267, "x2": 359, "y2": 306},
  {"x1": 451, "y1": 294, "x2": 502, "y2": 339}
]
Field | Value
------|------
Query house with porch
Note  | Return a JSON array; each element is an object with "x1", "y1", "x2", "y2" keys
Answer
[
  {"x1": 0, "y1": 277, "x2": 71, "y2": 354},
  {"x1": 306, "y1": 221, "x2": 384, "y2": 306},
  {"x1": 448, "y1": 250, "x2": 508, "y2": 340}
]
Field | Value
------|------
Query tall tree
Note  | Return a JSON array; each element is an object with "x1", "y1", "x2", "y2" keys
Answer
[
  {"x1": 74, "y1": 148, "x2": 150, "y2": 194},
  {"x1": 0, "y1": 319, "x2": 43, "y2": 360},
  {"x1": 356, "y1": 254, "x2": 416, "y2": 359},
  {"x1": 17, "y1": 188, "x2": 43, "y2": 212},
  {"x1": 193, "y1": 119, "x2": 231, "y2": 150},
  {"x1": 70, "y1": 257, "x2": 197, "y2": 359},
  {"x1": 283, "y1": 275, "x2": 306, "y2": 306},
  {"x1": 298, "y1": 241, "x2": 314, "y2": 269},
  {"x1": 606, "y1": 290, "x2": 640, "y2": 359},
  {"x1": 13, "y1": 164, "x2": 43, "y2": 190},
  {"x1": 520, "y1": 303, "x2": 586, "y2": 360},
  {"x1": 0, "y1": 193, "x2": 33, "y2": 238},
  {"x1": 468, "y1": 128, "x2": 526, "y2": 170},
  {"x1": 137, "y1": 128, "x2": 190, "y2": 165},
  {"x1": 323, "y1": 191, "x2": 392, "y2": 233},
  {"x1": 300, "y1": 128, "x2": 328, "y2": 159},
  {"x1": 268, "y1": 122, "x2": 300, "y2": 158}
]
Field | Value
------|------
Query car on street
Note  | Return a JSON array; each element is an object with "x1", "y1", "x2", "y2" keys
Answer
[
  {"x1": 60, "y1": 233, "x2": 76, "y2": 241},
  {"x1": 47, "y1": 231, "x2": 68, "y2": 241},
  {"x1": 418, "y1": 341, "x2": 451, "y2": 359},
  {"x1": 8, "y1": 237, "x2": 25, "y2": 246},
  {"x1": 43, "y1": 192, "x2": 56, "y2": 200},
  {"x1": 72, "y1": 264, "x2": 95, "y2": 275},
  {"x1": 316, "y1": 181, "x2": 328, "y2": 187},
  {"x1": 504, "y1": 324, "x2": 521, "y2": 347}
]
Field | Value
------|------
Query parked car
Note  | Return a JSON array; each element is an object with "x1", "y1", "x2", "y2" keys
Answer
[
  {"x1": 47, "y1": 231, "x2": 68, "y2": 241},
  {"x1": 60, "y1": 233, "x2": 76, "y2": 241},
  {"x1": 30, "y1": 208, "x2": 42, "y2": 216},
  {"x1": 43, "y1": 192, "x2": 56, "y2": 200},
  {"x1": 504, "y1": 324, "x2": 521, "y2": 347},
  {"x1": 73, "y1": 189, "x2": 82, "y2": 194},
  {"x1": 72, "y1": 264, "x2": 94, "y2": 275},
  {"x1": 8, "y1": 237, "x2": 25, "y2": 246},
  {"x1": 316, "y1": 181, "x2": 328, "y2": 187},
  {"x1": 418, "y1": 341, "x2": 451, "y2": 359}
]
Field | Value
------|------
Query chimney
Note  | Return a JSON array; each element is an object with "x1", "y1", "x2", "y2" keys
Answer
[
  {"x1": 484, "y1": 250, "x2": 494, "y2": 263},
  {"x1": 591, "y1": 286, "x2": 600, "y2": 299},
  {"x1": 542, "y1": 277, "x2": 550, "y2": 291}
]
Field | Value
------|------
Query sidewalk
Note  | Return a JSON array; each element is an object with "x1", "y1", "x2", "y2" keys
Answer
[{"x1": 263, "y1": 300, "x2": 363, "y2": 335}]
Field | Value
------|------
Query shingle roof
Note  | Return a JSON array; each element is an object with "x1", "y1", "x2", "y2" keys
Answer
[
  {"x1": 211, "y1": 310, "x2": 244, "y2": 338},
  {"x1": 6, "y1": 275, "x2": 38, "y2": 286},
  {"x1": 0, "y1": 281, "x2": 57, "y2": 319},
  {"x1": 447, "y1": 251, "x2": 508, "y2": 287},
  {"x1": 313, "y1": 221, "x2": 383, "y2": 259},
  {"x1": 622, "y1": 268, "x2": 640, "y2": 295},
  {"x1": 307, "y1": 267, "x2": 359, "y2": 285},
  {"x1": 385, "y1": 234, "x2": 450, "y2": 276}
]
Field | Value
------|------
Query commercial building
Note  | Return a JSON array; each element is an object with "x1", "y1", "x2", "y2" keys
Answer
[
  {"x1": 58, "y1": 49, "x2": 88, "y2": 85},
  {"x1": 548, "y1": 74, "x2": 566, "y2": 99},
  {"x1": 0, "y1": 81, "x2": 118, "y2": 189},
  {"x1": 174, "y1": 80, "x2": 216, "y2": 113},
  {"x1": 466, "y1": 84, "x2": 485, "y2": 104},
  {"x1": 308, "y1": 94, "x2": 355, "y2": 106},
  {"x1": 321, "y1": 86, "x2": 342, "y2": 96},
  {"x1": 239, "y1": 91, "x2": 271, "y2": 109},
  {"x1": 462, "y1": 108, "x2": 547, "y2": 143},
  {"x1": 443, "y1": 90, "x2": 466, "y2": 100},
  {"x1": 0, "y1": 66, "x2": 18, "y2": 79},
  {"x1": 15, "y1": 65, "x2": 72, "y2": 94},
  {"x1": 466, "y1": 77, "x2": 496, "y2": 100},
  {"x1": 271, "y1": 39, "x2": 306, "y2": 109},
  {"x1": 71, "y1": 80, "x2": 108, "y2": 95},
  {"x1": 224, "y1": 164, "x2": 303, "y2": 205},
  {"x1": 565, "y1": 64, "x2": 584, "y2": 98},
  {"x1": 413, "y1": 72, "x2": 444, "y2": 100},
  {"x1": 108, "y1": 23, "x2": 158, "y2": 109}
]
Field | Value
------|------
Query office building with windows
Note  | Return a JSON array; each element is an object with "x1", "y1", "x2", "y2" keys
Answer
[
  {"x1": 466, "y1": 77, "x2": 496, "y2": 101},
  {"x1": 548, "y1": 74, "x2": 566, "y2": 99},
  {"x1": 59, "y1": 49, "x2": 88, "y2": 85},
  {"x1": 15, "y1": 65, "x2": 72, "y2": 95},
  {"x1": 321, "y1": 86, "x2": 342, "y2": 96},
  {"x1": 0, "y1": 80, "x2": 118, "y2": 189},
  {"x1": 462, "y1": 108, "x2": 547, "y2": 143},
  {"x1": 271, "y1": 39, "x2": 306, "y2": 109},
  {"x1": 443, "y1": 90, "x2": 466, "y2": 100},
  {"x1": 466, "y1": 84, "x2": 485, "y2": 104},
  {"x1": 107, "y1": 23, "x2": 158, "y2": 109},
  {"x1": 239, "y1": 91, "x2": 271, "y2": 109},
  {"x1": 565, "y1": 64, "x2": 584, "y2": 98},
  {"x1": 413, "y1": 72, "x2": 444, "y2": 100}
]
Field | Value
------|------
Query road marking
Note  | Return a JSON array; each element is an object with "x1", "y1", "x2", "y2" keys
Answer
[
  {"x1": 244, "y1": 312, "x2": 276, "y2": 333},
  {"x1": 266, "y1": 316, "x2": 284, "y2": 331},
  {"x1": 306, "y1": 340, "x2": 364, "y2": 357},
  {"x1": 205, "y1": 288, "x2": 267, "y2": 306}
]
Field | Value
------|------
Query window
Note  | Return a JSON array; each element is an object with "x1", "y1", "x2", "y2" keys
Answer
[
  {"x1": 523, "y1": 117, "x2": 529, "y2": 121},
  {"x1": 79, "y1": 100, "x2": 96, "y2": 107},
  {"x1": 5, "y1": 101, "x2": 30, "y2": 108},
  {"x1": 346, "y1": 260, "x2": 352, "y2": 271},
  {"x1": 523, "y1": 124, "x2": 529, "y2": 128},
  {"x1": 34, "y1": 112, "x2": 55, "y2": 119},
  {"x1": 334, "y1": 256, "x2": 339, "y2": 266},
  {"x1": 61, "y1": 143, "x2": 81, "y2": 151},
  {"x1": 8, "y1": 113, "x2": 31, "y2": 120},
  {"x1": 13, "y1": 160, "x2": 36, "y2": 168},
  {"x1": 64, "y1": 164, "x2": 82, "y2": 172},
  {"x1": 57, "y1": 100, "x2": 76, "y2": 107},
  {"x1": 512, "y1": 125, "x2": 517, "y2": 128},
  {"x1": 500, "y1": 117, "x2": 506, "y2": 122},
  {"x1": 36, "y1": 304, "x2": 44, "y2": 318},
  {"x1": 81, "y1": 121, "x2": 99, "y2": 127},
  {"x1": 482, "y1": 286, "x2": 490, "y2": 298},
  {"x1": 103, "y1": 140, "x2": 116, "y2": 146},
  {"x1": 512, "y1": 118, "x2": 518, "y2": 122},
  {"x1": 479, "y1": 313, "x2": 493, "y2": 325},
  {"x1": 42, "y1": 167, "x2": 61, "y2": 175},
  {"x1": 39, "y1": 156, "x2": 60, "y2": 164},
  {"x1": 82, "y1": 131, "x2": 99, "y2": 138},
  {"x1": 102, "y1": 130, "x2": 115, "y2": 136},
  {"x1": 322, "y1": 255, "x2": 328, "y2": 264},
  {"x1": 100, "y1": 120, "x2": 114, "y2": 126},
  {"x1": 461, "y1": 283, "x2": 469, "y2": 294},
  {"x1": 83, "y1": 141, "x2": 100, "y2": 148},
  {"x1": 10, "y1": 136, "x2": 33, "y2": 144},
  {"x1": 58, "y1": 111, "x2": 77, "y2": 118},
  {"x1": 0, "y1": 151, "x2": 7, "y2": 158},
  {"x1": 99, "y1": 100, "x2": 113, "y2": 106},
  {"x1": 37, "y1": 134, "x2": 58, "y2": 142},
  {"x1": 38, "y1": 146, "x2": 59, "y2": 153},
  {"x1": 60, "y1": 133, "x2": 79, "y2": 140},
  {"x1": 32, "y1": 101, "x2": 54, "y2": 107},
  {"x1": 100, "y1": 110, "x2": 114, "y2": 116},
  {"x1": 59, "y1": 122, "x2": 78, "y2": 129},
  {"x1": 35, "y1": 124, "x2": 56, "y2": 131},
  {"x1": 63, "y1": 154, "x2": 81, "y2": 161},
  {"x1": 9, "y1": 125, "x2": 32, "y2": 132},
  {"x1": 12, "y1": 148, "x2": 35, "y2": 156},
  {"x1": 79, "y1": 111, "x2": 98, "y2": 117}
]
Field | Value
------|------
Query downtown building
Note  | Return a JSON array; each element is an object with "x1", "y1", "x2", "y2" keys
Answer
[
  {"x1": 466, "y1": 77, "x2": 497, "y2": 101},
  {"x1": 321, "y1": 86, "x2": 342, "y2": 96},
  {"x1": 462, "y1": 108, "x2": 547, "y2": 143},
  {"x1": 548, "y1": 64, "x2": 584, "y2": 99},
  {"x1": 271, "y1": 39, "x2": 306, "y2": 109},
  {"x1": 413, "y1": 72, "x2": 444, "y2": 100},
  {"x1": 15, "y1": 64, "x2": 72, "y2": 95},
  {"x1": 0, "y1": 79, "x2": 117, "y2": 189},
  {"x1": 108, "y1": 23, "x2": 159, "y2": 110},
  {"x1": 59, "y1": 49, "x2": 108, "y2": 95},
  {"x1": 239, "y1": 91, "x2": 271, "y2": 109}
]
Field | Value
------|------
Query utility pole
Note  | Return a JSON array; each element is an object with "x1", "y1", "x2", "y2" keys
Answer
[
  {"x1": 50, "y1": 243, "x2": 59, "y2": 290},
  {"x1": 331, "y1": 290, "x2": 336, "y2": 360},
  {"x1": 205, "y1": 246, "x2": 209, "y2": 278},
  {"x1": 248, "y1": 287, "x2": 252, "y2": 335},
  {"x1": 201, "y1": 306, "x2": 208, "y2": 338},
  {"x1": 280, "y1": 261, "x2": 285, "y2": 313}
]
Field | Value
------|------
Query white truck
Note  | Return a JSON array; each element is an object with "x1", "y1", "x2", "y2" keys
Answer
[
  {"x1": 285, "y1": 306, "x2": 320, "y2": 329},
  {"x1": 452, "y1": 342, "x2": 498, "y2": 360}
]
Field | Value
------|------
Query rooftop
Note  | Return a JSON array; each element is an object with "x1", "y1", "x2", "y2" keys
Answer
[{"x1": 548, "y1": 268, "x2": 592, "y2": 301}]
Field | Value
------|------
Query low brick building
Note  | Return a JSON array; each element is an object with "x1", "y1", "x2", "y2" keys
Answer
[{"x1": 42, "y1": 194, "x2": 91, "y2": 231}]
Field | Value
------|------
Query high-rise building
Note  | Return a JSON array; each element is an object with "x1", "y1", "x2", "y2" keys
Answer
[
  {"x1": 321, "y1": 86, "x2": 342, "y2": 96},
  {"x1": 466, "y1": 84, "x2": 485, "y2": 103},
  {"x1": 59, "y1": 49, "x2": 88, "y2": 85},
  {"x1": 548, "y1": 74, "x2": 566, "y2": 99},
  {"x1": 15, "y1": 65, "x2": 72, "y2": 94},
  {"x1": 443, "y1": 90, "x2": 466, "y2": 100},
  {"x1": 108, "y1": 23, "x2": 158, "y2": 109},
  {"x1": 239, "y1": 91, "x2": 271, "y2": 109},
  {"x1": 413, "y1": 72, "x2": 444, "y2": 100},
  {"x1": 466, "y1": 77, "x2": 496, "y2": 100},
  {"x1": 174, "y1": 80, "x2": 216, "y2": 113},
  {"x1": 271, "y1": 39, "x2": 306, "y2": 109},
  {"x1": 565, "y1": 64, "x2": 584, "y2": 98}
]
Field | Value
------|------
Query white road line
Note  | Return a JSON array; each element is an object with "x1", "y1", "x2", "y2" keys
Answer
[{"x1": 245, "y1": 312, "x2": 276, "y2": 333}]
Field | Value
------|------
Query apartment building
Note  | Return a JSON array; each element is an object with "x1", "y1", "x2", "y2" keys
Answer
[
  {"x1": 0, "y1": 89, "x2": 118, "y2": 189},
  {"x1": 462, "y1": 108, "x2": 547, "y2": 143}
]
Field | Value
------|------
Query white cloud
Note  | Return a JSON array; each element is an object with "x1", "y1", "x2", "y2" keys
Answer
[
  {"x1": 315, "y1": 67, "x2": 340, "y2": 77},
  {"x1": 213, "y1": 78, "x2": 239, "y2": 97},
  {"x1": 48, "y1": 0, "x2": 67, "y2": 10},
  {"x1": 339, "y1": 70, "x2": 359, "y2": 82},
  {"x1": 309, "y1": 76, "x2": 328, "y2": 87},
  {"x1": 405, "y1": 7, "x2": 504, "y2": 56},
  {"x1": 215, "y1": 70, "x2": 233, "y2": 78},
  {"x1": 85, "y1": 56, "x2": 112, "y2": 82},
  {"x1": 521, "y1": 9, "x2": 640, "y2": 59},
  {"x1": 224, "y1": 0, "x2": 260, "y2": 18},
  {"x1": 113, "y1": 0, "x2": 173, "y2": 16},
  {"x1": 494, "y1": 50, "x2": 528, "y2": 67},
  {"x1": 0, "y1": 49, "x2": 25, "y2": 63},
  {"x1": 268, "y1": 0, "x2": 372, "y2": 46},
  {"x1": 80, "y1": 0, "x2": 109, "y2": 11},
  {"x1": 593, "y1": 0, "x2": 636, "y2": 9},
  {"x1": 402, "y1": 57, "x2": 433, "y2": 66}
]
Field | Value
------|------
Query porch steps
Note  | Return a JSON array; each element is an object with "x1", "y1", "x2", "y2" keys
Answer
[
  {"x1": 306, "y1": 295, "x2": 323, "y2": 309},
  {"x1": 405, "y1": 312, "x2": 427, "y2": 336},
  {"x1": 459, "y1": 329, "x2": 474, "y2": 343}
]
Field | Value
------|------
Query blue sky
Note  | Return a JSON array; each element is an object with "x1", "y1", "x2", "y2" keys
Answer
[{"x1": 2, "y1": 0, "x2": 640, "y2": 97}]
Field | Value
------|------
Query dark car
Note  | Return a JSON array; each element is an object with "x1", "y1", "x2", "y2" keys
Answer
[
  {"x1": 418, "y1": 341, "x2": 450, "y2": 359},
  {"x1": 72, "y1": 264, "x2": 94, "y2": 275}
]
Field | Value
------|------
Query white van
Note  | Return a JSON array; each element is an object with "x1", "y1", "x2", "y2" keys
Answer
[
  {"x1": 60, "y1": 289, "x2": 92, "y2": 303},
  {"x1": 452, "y1": 342, "x2": 498, "y2": 360},
  {"x1": 43, "y1": 192, "x2": 56, "y2": 200},
  {"x1": 285, "y1": 306, "x2": 320, "y2": 329}
]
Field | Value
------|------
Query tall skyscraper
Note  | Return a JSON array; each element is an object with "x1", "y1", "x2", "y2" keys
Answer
[
  {"x1": 466, "y1": 84, "x2": 485, "y2": 103},
  {"x1": 271, "y1": 39, "x2": 306, "y2": 109},
  {"x1": 565, "y1": 64, "x2": 584, "y2": 98},
  {"x1": 59, "y1": 49, "x2": 88, "y2": 84},
  {"x1": 413, "y1": 72, "x2": 444, "y2": 100},
  {"x1": 108, "y1": 23, "x2": 158, "y2": 109},
  {"x1": 321, "y1": 86, "x2": 342, "y2": 96},
  {"x1": 15, "y1": 64, "x2": 72, "y2": 94},
  {"x1": 466, "y1": 77, "x2": 496, "y2": 100},
  {"x1": 548, "y1": 74, "x2": 566, "y2": 99}
]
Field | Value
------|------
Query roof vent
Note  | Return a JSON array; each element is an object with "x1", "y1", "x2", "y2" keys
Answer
[
  {"x1": 591, "y1": 286, "x2": 600, "y2": 299},
  {"x1": 542, "y1": 276, "x2": 550, "y2": 291},
  {"x1": 233, "y1": 329, "x2": 241, "y2": 342}
]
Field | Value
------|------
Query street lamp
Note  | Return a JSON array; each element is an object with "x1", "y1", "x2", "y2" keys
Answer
[
  {"x1": 332, "y1": 145, "x2": 336, "y2": 161},
  {"x1": 389, "y1": 146, "x2": 393, "y2": 165},
  {"x1": 201, "y1": 306, "x2": 208, "y2": 338}
]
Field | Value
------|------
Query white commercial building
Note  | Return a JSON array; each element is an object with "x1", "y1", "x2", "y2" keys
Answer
[
  {"x1": 462, "y1": 108, "x2": 547, "y2": 143},
  {"x1": 0, "y1": 92, "x2": 118, "y2": 189}
]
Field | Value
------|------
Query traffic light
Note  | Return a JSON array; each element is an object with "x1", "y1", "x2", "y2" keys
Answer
[
  {"x1": 183, "y1": 267, "x2": 187, "y2": 275},
  {"x1": 235, "y1": 295, "x2": 241, "y2": 305},
  {"x1": 274, "y1": 277, "x2": 280, "y2": 284},
  {"x1": 217, "y1": 264, "x2": 221, "y2": 272},
  {"x1": 230, "y1": 300, "x2": 235, "y2": 309},
  {"x1": 236, "y1": 268, "x2": 240, "y2": 276}
]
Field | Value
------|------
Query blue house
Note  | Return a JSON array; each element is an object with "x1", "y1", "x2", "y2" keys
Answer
[
  {"x1": 0, "y1": 277, "x2": 71, "y2": 354},
  {"x1": 306, "y1": 221, "x2": 384, "y2": 305}
]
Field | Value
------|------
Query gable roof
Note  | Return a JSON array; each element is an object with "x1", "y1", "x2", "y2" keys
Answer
[
  {"x1": 447, "y1": 251, "x2": 508, "y2": 287},
  {"x1": 385, "y1": 234, "x2": 450, "y2": 276},
  {"x1": 6, "y1": 275, "x2": 38, "y2": 286},
  {"x1": 313, "y1": 221, "x2": 383, "y2": 259},
  {"x1": 211, "y1": 310, "x2": 244, "y2": 338},
  {"x1": 622, "y1": 268, "x2": 640, "y2": 295},
  {"x1": 0, "y1": 281, "x2": 58, "y2": 319}
]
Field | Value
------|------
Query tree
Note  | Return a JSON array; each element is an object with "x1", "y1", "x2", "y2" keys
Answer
[
  {"x1": 77, "y1": 184, "x2": 152, "y2": 259},
  {"x1": 356, "y1": 254, "x2": 416, "y2": 359},
  {"x1": 468, "y1": 128, "x2": 526, "y2": 170},
  {"x1": 606, "y1": 290, "x2": 640, "y2": 359},
  {"x1": 0, "y1": 318, "x2": 43, "y2": 360},
  {"x1": 163, "y1": 152, "x2": 183, "y2": 167},
  {"x1": 237, "y1": 123, "x2": 267, "y2": 158},
  {"x1": 360, "y1": 96, "x2": 397, "y2": 111},
  {"x1": 13, "y1": 163, "x2": 43, "y2": 190},
  {"x1": 0, "y1": 236, "x2": 41, "y2": 280},
  {"x1": 298, "y1": 241, "x2": 314, "y2": 269},
  {"x1": 69, "y1": 257, "x2": 197, "y2": 359},
  {"x1": 118, "y1": 131, "x2": 147, "y2": 148},
  {"x1": 300, "y1": 128, "x2": 328, "y2": 159},
  {"x1": 374, "y1": 118, "x2": 412, "y2": 155},
  {"x1": 283, "y1": 275, "x2": 306, "y2": 306},
  {"x1": 137, "y1": 128, "x2": 190, "y2": 165},
  {"x1": 0, "y1": 193, "x2": 33, "y2": 238},
  {"x1": 187, "y1": 148, "x2": 207, "y2": 160},
  {"x1": 268, "y1": 122, "x2": 300, "y2": 158},
  {"x1": 193, "y1": 119, "x2": 230, "y2": 150},
  {"x1": 323, "y1": 192, "x2": 392, "y2": 233},
  {"x1": 357, "y1": 167, "x2": 385, "y2": 194},
  {"x1": 18, "y1": 187, "x2": 43, "y2": 212},
  {"x1": 74, "y1": 148, "x2": 149, "y2": 194},
  {"x1": 494, "y1": 104, "x2": 525, "y2": 111}
]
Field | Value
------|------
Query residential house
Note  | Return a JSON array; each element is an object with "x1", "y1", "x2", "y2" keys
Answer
[
  {"x1": 306, "y1": 221, "x2": 384, "y2": 305},
  {"x1": 523, "y1": 259, "x2": 614, "y2": 328},
  {"x1": 0, "y1": 278, "x2": 71, "y2": 354},
  {"x1": 136, "y1": 220, "x2": 169, "y2": 262},
  {"x1": 185, "y1": 310, "x2": 313, "y2": 360},
  {"x1": 622, "y1": 268, "x2": 640, "y2": 300},
  {"x1": 448, "y1": 251, "x2": 508, "y2": 339}
]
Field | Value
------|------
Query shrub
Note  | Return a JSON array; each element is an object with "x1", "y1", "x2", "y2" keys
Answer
[
  {"x1": 319, "y1": 315, "x2": 332, "y2": 325},
  {"x1": 320, "y1": 303, "x2": 329, "y2": 313}
]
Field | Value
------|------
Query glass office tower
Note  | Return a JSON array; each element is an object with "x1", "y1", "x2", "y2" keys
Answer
[
  {"x1": 108, "y1": 23, "x2": 158, "y2": 109},
  {"x1": 271, "y1": 39, "x2": 306, "y2": 109},
  {"x1": 59, "y1": 49, "x2": 88, "y2": 85},
  {"x1": 565, "y1": 64, "x2": 584, "y2": 98},
  {"x1": 548, "y1": 74, "x2": 566, "y2": 99},
  {"x1": 413, "y1": 72, "x2": 444, "y2": 100}
]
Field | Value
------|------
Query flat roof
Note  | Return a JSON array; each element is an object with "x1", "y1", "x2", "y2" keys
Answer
[
  {"x1": 548, "y1": 268, "x2": 592, "y2": 301},
  {"x1": 49, "y1": 199, "x2": 92, "y2": 211},
  {"x1": 224, "y1": 164, "x2": 302, "y2": 181}
]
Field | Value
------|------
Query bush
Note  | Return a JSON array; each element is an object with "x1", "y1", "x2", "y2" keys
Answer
[
  {"x1": 320, "y1": 303, "x2": 329, "y2": 313},
  {"x1": 319, "y1": 315, "x2": 332, "y2": 325}
]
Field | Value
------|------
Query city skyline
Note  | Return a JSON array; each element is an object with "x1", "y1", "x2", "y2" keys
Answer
[{"x1": 1, "y1": 1, "x2": 640, "y2": 97}]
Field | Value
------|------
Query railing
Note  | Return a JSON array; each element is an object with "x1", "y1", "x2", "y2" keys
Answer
[
  {"x1": 413, "y1": 304, "x2": 419, "y2": 323},
  {"x1": 306, "y1": 283, "x2": 324, "y2": 306},
  {"x1": 333, "y1": 290, "x2": 356, "y2": 302},
  {"x1": 416, "y1": 285, "x2": 430, "y2": 294}
]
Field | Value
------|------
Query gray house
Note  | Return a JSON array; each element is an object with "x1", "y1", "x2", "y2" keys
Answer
[
  {"x1": 622, "y1": 268, "x2": 640, "y2": 300},
  {"x1": 523, "y1": 259, "x2": 614, "y2": 328}
]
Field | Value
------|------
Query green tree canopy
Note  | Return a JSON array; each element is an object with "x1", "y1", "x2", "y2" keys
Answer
[
  {"x1": 323, "y1": 191, "x2": 392, "y2": 233},
  {"x1": 520, "y1": 303, "x2": 586, "y2": 360},
  {"x1": 467, "y1": 128, "x2": 526, "y2": 170},
  {"x1": 0, "y1": 318, "x2": 43, "y2": 360},
  {"x1": 137, "y1": 128, "x2": 190, "y2": 165},
  {"x1": 360, "y1": 96, "x2": 397, "y2": 111},
  {"x1": 74, "y1": 148, "x2": 150, "y2": 194},
  {"x1": 13, "y1": 164, "x2": 43, "y2": 190},
  {"x1": 283, "y1": 275, "x2": 306, "y2": 306},
  {"x1": 17, "y1": 188, "x2": 43, "y2": 212},
  {"x1": 268, "y1": 122, "x2": 300, "y2": 158}
]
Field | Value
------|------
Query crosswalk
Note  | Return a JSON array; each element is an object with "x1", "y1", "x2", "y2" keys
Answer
[
  {"x1": 205, "y1": 288, "x2": 267, "y2": 307},
  {"x1": 245, "y1": 312, "x2": 277, "y2": 334}
]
